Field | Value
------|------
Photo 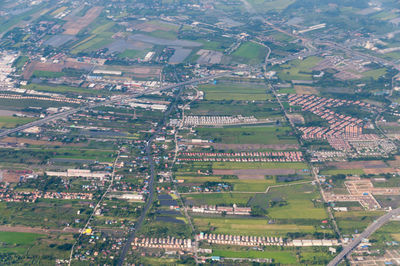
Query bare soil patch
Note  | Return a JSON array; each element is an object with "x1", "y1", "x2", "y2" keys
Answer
[
  {"x1": 214, "y1": 169, "x2": 296, "y2": 179},
  {"x1": 63, "y1": 6, "x2": 103, "y2": 35},
  {"x1": 327, "y1": 161, "x2": 388, "y2": 169}
]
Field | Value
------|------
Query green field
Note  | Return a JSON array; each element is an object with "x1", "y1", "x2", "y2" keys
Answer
[
  {"x1": 194, "y1": 217, "x2": 321, "y2": 237},
  {"x1": 362, "y1": 68, "x2": 387, "y2": 80},
  {"x1": 319, "y1": 169, "x2": 364, "y2": 175},
  {"x1": 232, "y1": 42, "x2": 266, "y2": 64},
  {"x1": 196, "y1": 126, "x2": 298, "y2": 145},
  {"x1": 198, "y1": 82, "x2": 267, "y2": 101},
  {"x1": 177, "y1": 175, "x2": 275, "y2": 192},
  {"x1": 118, "y1": 49, "x2": 150, "y2": 59},
  {"x1": 23, "y1": 83, "x2": 111, "y2": 95},
  {"x1": 0, "y1": 116, "x2": 36, "y2": 128},
  {"x1": 184, "y1": 193, "x2": 253, "y2": 205},
  {"x1": 32, "y1": 70, "x2": 64, "y2": 78},
  {"x1": 246, "y1": 0, "x2": 296, "y2": 12},
  {"x1": 212, "y1": 249, "x2": 297, "y2": 264},
  {"x1": 0, "y1": 231, "x2": 44, "y2": 245},
  {"x1": 277, "y1": 56, "x2": 323, "y2": 81},
  {"x1": 188, "y1": 101, "x2": 283, "y2": 118},
  {"x1": 250, "y1": 183, "x2": 327, "y2": 220}
]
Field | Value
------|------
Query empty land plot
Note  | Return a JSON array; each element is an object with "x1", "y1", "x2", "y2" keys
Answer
[
  {"x1": 198, "y1": 83, "x2": 267, "y2": 101},
  {"x1": 177, "y1": 176, "x2": 275, "y2": 192},
  {"x1": 247, "y1": 0, "x2": 295, "y2": 12},
  {"x1": 211, "y1": 249, "x2": 297, "y2": 264},
  {"x1": 63, "y1": 6, "x2": 103, "y2": 35},
  {"x1": 231, "y1": 42, "x2": 266, "y2": 64},
  {"x1": 294, "y1": 85, "x2": 319, "y2": 94},
  {"x1": 320, "y1": 169, "x2": 364, "y2": 176},
  {"x1": 196, "y1": 126, "x2": 298, "y2": 145},
  {"x1": 214, "y1": 169, "x2": 298, "y2": 179},
  {"x1": 187, "y1": 101, "x2": 283, "y2": 118},
  {"x1": 250, "y1": 184, "x2": 327, "y2": 220},
  {"x1": 194, "y1": 217, "x2": 316, "y2": 237},
  {"x1": 361, "y1": 68, "x2": 387, "y2": 80},
  {"x1": 277, "y1": 56, "x2": 323, "y2": 81},
  {"x1": 135, "y1": 20, "x2": 180, "y2": 33},
  {"x1": 0, "y1": 116, "x2": 36, "y2": 128},
  {"x1": 326, "y1": 161, "x2": 388, "y2": 169}
]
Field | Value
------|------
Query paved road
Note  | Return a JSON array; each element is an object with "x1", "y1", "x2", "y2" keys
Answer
[{"x1": 328, "y1": 207, "x2": 400, "y2": 266}]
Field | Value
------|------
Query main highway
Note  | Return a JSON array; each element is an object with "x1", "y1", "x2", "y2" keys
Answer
[
  {"x1": 0, "y1": 72, "x2": 230, "y2": 139},
  {"x1": 328, "y1": 207, "x2": 400, "y2": 266}
]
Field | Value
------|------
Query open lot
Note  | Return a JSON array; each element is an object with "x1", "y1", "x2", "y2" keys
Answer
[
  {"x1": 63, "y1": 6, "x2": 103, "y2": 35},
  {"x1": 196, "y1": 126, "x2": 298, "y2": 145},
  {"x1": 198, "y1": 82, "x2": 268, "y2": 101},
  {"x1": 232, "y1": 42, "x2": 266, "y2": 64}
]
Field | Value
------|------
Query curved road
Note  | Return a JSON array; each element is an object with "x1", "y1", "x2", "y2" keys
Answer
[{"x1": 328, "y1": 207, "x2": 400, "y2": 266}]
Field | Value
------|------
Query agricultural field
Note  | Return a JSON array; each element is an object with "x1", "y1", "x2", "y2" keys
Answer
[
  {"x1": 198, "y1": 82, "x2": 268, "y2": 101},
  {"x1": 187, "y1": 100, "x2": 283, "y2": 118},
  {"x1": 275, "y1": 56, "x2": 323, "y2": 81},
  {"x1": 196, "y1": 126, "x2": 298, "y2": 145},
  {"x1": 0, "y1": 116, "x2": 36, "y2": 129},
  {"x1": 231, "y1": 42, "x2": 267, "y2": 64}
]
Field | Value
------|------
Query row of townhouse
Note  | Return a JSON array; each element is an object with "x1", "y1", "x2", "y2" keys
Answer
[
  {"x1": 191, "y1": 204, "x2": 251, "y2": 215},
  {"x1": 196, "y1": 233, "x2": 284, "y2": 246},
  {"x1": 132, "y1": 237, "x2": 192, "y2": 251}
]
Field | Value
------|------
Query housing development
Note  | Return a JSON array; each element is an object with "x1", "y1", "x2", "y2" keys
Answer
[{"x1": 0, "y1": 0, "x2": 400, "y2": 265}]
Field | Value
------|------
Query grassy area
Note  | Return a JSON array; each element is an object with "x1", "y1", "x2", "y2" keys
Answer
[
  {"x1": 22, "y1": 83, "x2": 110, "y2": 95},
  {"x1": 277, "y1": 56, "x2": 322, "y2": 81},
  {"x1": 250, "y1": 183, "x2": 327, "y2": 220},
  {"x1": 194, "y1": 217, "x2": 320, "y2": 237},
  {"x1": 198, "y1": 82, "x2": 267, "y2": 101},
  {"x1": 232, "y1": 42, "x2": 266, "y2": 64},
  {"x1": 196, "y1": 126, "x2": 298, "y2": 145},
  {"x1": 188, "y1": 101, "x2": 283, "y2": 119},
  {"x1": 213, "y1": 162, "x2": 308, "y2": 170},
  {"x1": 362, "y1": 68, "x2": 387, "y2": 80},
  {"x1": 0, "y1": 231, "x2": 44, "y2": 245},
  {"x1": 32, "y1": 70, "x2": 64, "y2": 78},
  {"x1": 212, "y1": 249, "x2": 297, "y2": 264},
  {"x1": 246, "y1": 0, "x2": 296, "y2": 12},
  {"x1": 0, "y1": 116, "x2": 36, "y2": 128},
  {"x1": 184, "y1": 193, "x2": 253, "y2": 205},
  {"x1": 118, "y1": 49, "x2": 150, "y2": 59},
  {"x1": 177, "y1": 175, "x2": 275, "y2": 192},
  {"x1": 320, "y1": 169, "x2": 364, "y2": 175}
]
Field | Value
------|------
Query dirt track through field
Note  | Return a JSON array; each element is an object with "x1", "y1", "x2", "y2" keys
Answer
[{"x1": 214, "y1": 169, "x2": 296, "y2": 179}]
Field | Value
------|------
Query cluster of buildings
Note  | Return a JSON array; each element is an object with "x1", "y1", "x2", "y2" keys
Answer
[
  {"x1": 324, "y1": 178, "x2": 400, "y2": 210},
  {"x1": 0, "y1": 188, "x2": 93, "y2": 203},
  {"x1": 0, "y1": 94, "x2": 83, "y2": 104},
  {"x1": 177, "y1": 151, "x2": 303, "y2": 162},
  {"x1": 190, "y1": 204, "x2": 251, "y2": 215},
  {"x1": 131, "y1": 237, "x2": 193, "y2": 251},
  {"x1": 288, "y1": 94, "x2": 397, "y2": 157},
  {"x1": 289, "y1": 94, "x2": 370, "y2": 138},
  {"x1": 183, "y1": 115, "x2": 262, "y2": 126}
]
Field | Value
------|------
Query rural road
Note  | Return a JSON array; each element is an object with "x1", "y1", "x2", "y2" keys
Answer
[{"x1": 328, "y1": 207, "x2": 400, "y2": 266}]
